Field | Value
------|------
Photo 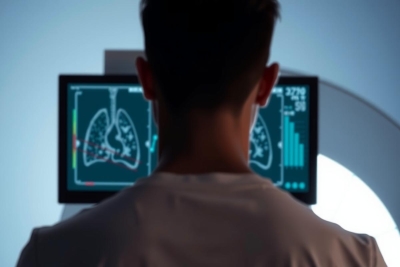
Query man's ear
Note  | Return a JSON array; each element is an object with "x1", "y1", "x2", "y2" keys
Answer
[
  {"x1": 136, "y1": 57, "x2": 156, "y2": 101},
  {"x1": 256, "y1": 63, "x2": 280, "y2": 107}
]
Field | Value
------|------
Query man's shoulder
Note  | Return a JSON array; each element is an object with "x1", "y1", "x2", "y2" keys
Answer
[
  {"x1": 20, "y1": 186, "x2": 144, "y2": 266},
  {"x1": 249, "y1": 187, "x2": 385, "y2": 265},
  {"x1": 41, "y1": 180, "x2": 153, "y2": 235},
  {"x1": 41, "y1": 185, "x2": 143, "y2": 236}
]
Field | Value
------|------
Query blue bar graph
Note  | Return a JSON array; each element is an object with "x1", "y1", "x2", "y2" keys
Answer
[
  {"x1": 289, "y1": 122, "x2": 294, "y2": 166},
  {"x1": 284, "y1": 116, "x2": 290, "y2": 166},
  {"x1": 299, "y1": 144, "x2": 304, "y2": 167},
  {"x1": 284, "y1": 116, "x2": 305, "y2": 168},
  {"x1": 294, "y1": 133, "x2": 299, "y2": 167}
]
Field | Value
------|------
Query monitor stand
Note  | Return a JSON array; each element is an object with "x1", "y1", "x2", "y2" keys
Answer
[{"x1": 60, "y1": 50, "x2": 145, "y2": 221}]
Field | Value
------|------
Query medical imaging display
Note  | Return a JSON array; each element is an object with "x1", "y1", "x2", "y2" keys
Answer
[
  {"x1": 67, "y1": 83, "x2": 310, "y2": 193},
  {"x1": 249, "y1": 86, "x2": 310, "y2": 192},
  {"x1": 67, "y1": 84, "x2": 158, "y2": 191}
]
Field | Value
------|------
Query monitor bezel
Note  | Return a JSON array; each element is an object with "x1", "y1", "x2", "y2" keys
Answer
[{"x1": 59, "y1": 75, "x2": 318, "y2": 204}]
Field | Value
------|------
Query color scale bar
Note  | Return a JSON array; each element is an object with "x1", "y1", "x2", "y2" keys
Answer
[{"x1": 72, "y1": 109, "x2": 77, "y2": 169}]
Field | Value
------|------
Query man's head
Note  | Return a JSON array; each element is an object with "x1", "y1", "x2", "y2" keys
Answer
[
  {"x1": 138, "y1": 0, "x2": 280, "y2": 116},
  {"x1": 137, "y1": 0, "x2": 280, "y2": 171}
]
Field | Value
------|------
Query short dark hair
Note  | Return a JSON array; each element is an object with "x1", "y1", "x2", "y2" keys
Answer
[{"x1": 141, "y1": 0, "x2": 280, "y2": 115}]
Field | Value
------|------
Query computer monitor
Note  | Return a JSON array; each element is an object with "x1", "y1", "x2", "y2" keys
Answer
[{"x1": 59, "y1": 75, "x2": 318, "y2": 204}]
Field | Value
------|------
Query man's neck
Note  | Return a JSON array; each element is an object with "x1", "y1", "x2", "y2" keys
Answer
[{"x1": 154, "y1": 111, "x2": 253, "y2": 175}]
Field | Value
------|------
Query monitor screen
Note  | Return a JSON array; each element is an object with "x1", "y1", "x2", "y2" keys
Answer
[{"x1": 59, "y1": 75, "x2": 318, "y2": 204}]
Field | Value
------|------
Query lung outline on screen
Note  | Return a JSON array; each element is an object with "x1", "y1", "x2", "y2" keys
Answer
[
  {"x1": 249, "y1": 114, "x2": 273, "y2": 170},
  {"x1": 83, "y1": 89, "x2": 140, "y2": 170}
]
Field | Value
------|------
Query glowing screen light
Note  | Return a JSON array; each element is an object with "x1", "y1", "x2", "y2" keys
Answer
[{"x1": 312, "y1": 155, "x2": 400, "y2": 266}]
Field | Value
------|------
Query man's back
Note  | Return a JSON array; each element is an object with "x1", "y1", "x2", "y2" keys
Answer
[{"x1": 17, "y1": 173, "x2": 386, "y2": 267}]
